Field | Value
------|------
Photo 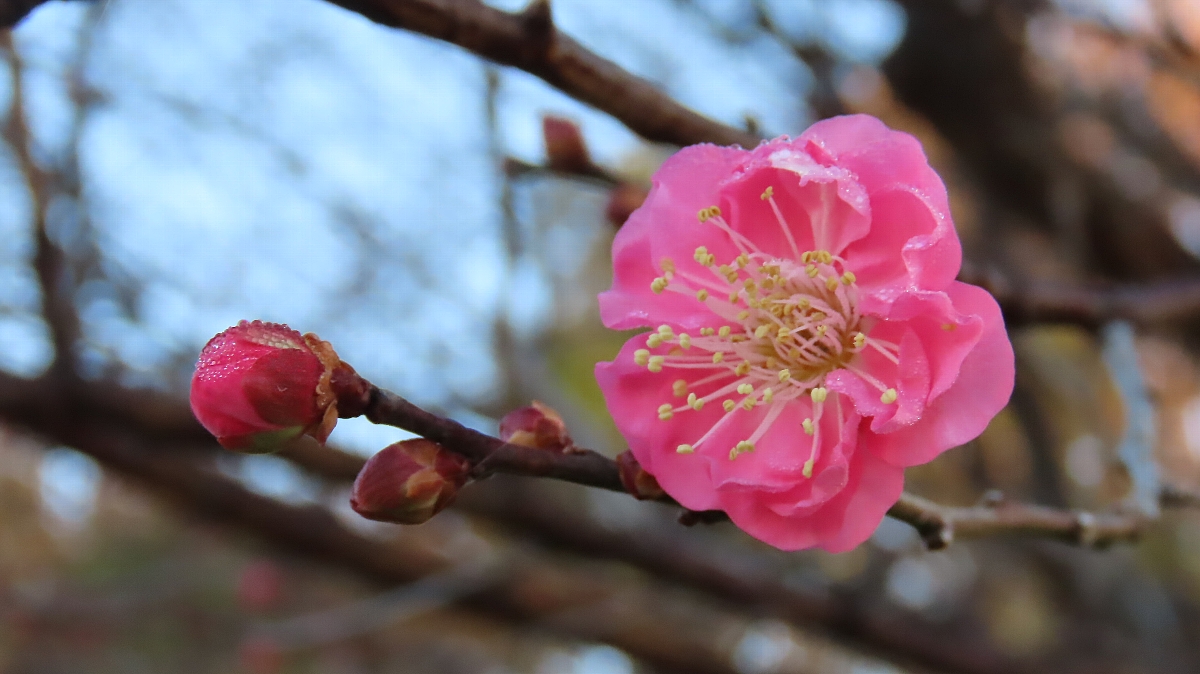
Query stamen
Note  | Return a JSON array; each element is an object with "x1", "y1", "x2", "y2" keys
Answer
[
  {"x1": 678, "y1": 334, "x2": 692, "y2": 349},
  {"x1": 723, "y1": 400, "x2": 735, "y2": 412},
  {"x1": 635, "y1": 349, "x2": 650, "y2": 366},
  {"x1": 677, "y1": 444, "x2": 694, "y2": 454},
  {"x1": 673, "y1": 379, "x2": 688, "y2": 397},
  {"x1": 651, "y1": 277, "x2": 668, "y2": 293},
  {"x1": 881, "y1": 388, "x2": 898, "y2": 404},
  {"x1": 647, "y1": 334, "x2": 663, "y2": 348},
  {"x1": 658, "y1": 403, "x2": 673, "y2": 421},
  {"x1": 696, "y1": 289, "x2": 709, "y2": 301},
  {"x1": 648, "y1": 356, "x2": 665, "y2": 373}
]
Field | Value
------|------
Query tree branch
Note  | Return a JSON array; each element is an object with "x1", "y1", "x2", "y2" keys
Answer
[
  {"x1": 0, "y1": 0, "x2": 55, "y2": 27},
  {"x1": 321, "y1": 0, "x2": 757, "y2": 148},
  {"x1": 363, "y1": 386, "x2": 1153, "y2": 549}
]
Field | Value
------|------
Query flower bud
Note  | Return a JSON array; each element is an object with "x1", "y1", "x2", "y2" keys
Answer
[
  {"x1": 543, "y1": 115, "x2": 591, "y2": 174},
  {"x1": 616, "y1": 451, "x2": 665, "y2": 501},
  {"x1": 190, "y1": 321, "x2": 343, "y2": 453},
  {"x1": 499, "y1": 401, "x2": 572, "y2": 453},
  {"x1": 350, "y1": 439, "x2": 471, "y2": 525}
]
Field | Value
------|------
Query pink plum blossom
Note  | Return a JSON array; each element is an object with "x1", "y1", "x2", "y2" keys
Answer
[
  {"x1": 191, "y1": 321, "x2": 341, "y2": 453},
  {"x1": 595, "y1": 115, "x2": 1014, "y2": 552}
]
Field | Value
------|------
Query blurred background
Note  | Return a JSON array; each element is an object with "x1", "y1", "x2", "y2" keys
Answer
[{"x1": 3, "y1": 0, "x2": 1200, "y2": 672}]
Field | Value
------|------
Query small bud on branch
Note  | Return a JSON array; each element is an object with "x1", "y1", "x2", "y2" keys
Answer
[{"x1": 350, "y1": 439, "x2": 471, "y2": 525}]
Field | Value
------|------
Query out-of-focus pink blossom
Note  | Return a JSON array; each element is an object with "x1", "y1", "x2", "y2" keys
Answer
[
  {"x1": 350, "y1": 439, "x2": 471, "y2": 525},
  {"x1": 190, "y1": 321, "x2": 341, "y2": 453},
  {"x1": 595, "y1": 115, "x2": 1014, "y2": 552}
]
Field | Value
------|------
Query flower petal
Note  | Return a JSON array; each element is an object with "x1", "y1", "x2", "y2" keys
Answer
[
  {"x1": 600, "y1": 144, "x2": 747, "y2": 331},
  {"x1": 871, "y1": 282, "x2": 1014, "y2": 467}
]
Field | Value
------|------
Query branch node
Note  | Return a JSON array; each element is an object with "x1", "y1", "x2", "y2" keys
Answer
[{"x1": 518, "y1": 0, "x2": 554, "y2": 50}]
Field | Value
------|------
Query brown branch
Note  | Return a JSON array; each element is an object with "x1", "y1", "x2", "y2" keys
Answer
[
  {"x1": 0, "y1": 34, "x2": 81, "y2": 380},
  {"x1": 959, "y1": 262, "x2": 1200, "y2": 326},
  {"x1": 363, "y1": 386, "x2": 1151, "y2": 549},
  {"x1": 321, "y1": 0, "x2": 757, "y2": 148},
  {"x1": 0, "y1": 0, "x2": 54, "y2": 27}
]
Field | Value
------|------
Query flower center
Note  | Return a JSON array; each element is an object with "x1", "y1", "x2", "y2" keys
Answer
[{"x1": 633, "y1": 188, "x2": 902, "y2": 472}]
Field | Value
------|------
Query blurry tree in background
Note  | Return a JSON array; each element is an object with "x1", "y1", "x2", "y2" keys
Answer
[{"x1": 6, "y1": 0, "x2": 1200, "y2": 673}]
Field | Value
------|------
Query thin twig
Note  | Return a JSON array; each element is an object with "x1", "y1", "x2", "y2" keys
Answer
[{"x1": 364, "y1": 386, "x2": 1152, "y2": 549}]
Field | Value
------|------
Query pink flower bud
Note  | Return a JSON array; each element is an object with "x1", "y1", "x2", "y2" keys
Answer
[
  {"x1": 543, "y1": 115, "x2": 591, "y2": 174},
  {"x1": 190, "y1": 321, "x2": 342, "y2": 453},
  {"x1": 350, "y1": 439, "x2": 471, "y2": 525},
  {"x1": 499, "y1": 401, "x2": 573, "y2": 452},
  {"x1": 616, "y1": 451, "x2": 665, "y2": 500}
]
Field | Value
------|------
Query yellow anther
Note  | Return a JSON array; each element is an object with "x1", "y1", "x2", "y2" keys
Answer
[
  {"x1": 810, "y1": 387, "x2": 828, "y2": 403},
  {"x1": 747, "y1": 298, "x2": 760, "y2": 308},
  {"x1": 742, "y1": 397, "x2": 757, "y2": 410},
  {"x1": 634, "y1": 349, "x2": 650, "y2": 366},
  {"x1": 941, "y1": 323, "x2": 957, "y2": 331},
  {"x1": 731, "y1": 335, "x2": 748, "y2": 342},
  {"x1": 812, "y1": 312, "x2": 826, "y2": 321},
  {"x1": 802, "y1": 418, "x2": 814, "y2": 435},
  {"x1": 694, "y1": 246, "x2": 709, "y2": 262},
  {"x1": 761, "y1": 278, "x2": 775, "y2": 291},
  {"x1": 677, "y1": 444, "x2": 695, "y2": 454},
  {"x1": 678, "y1": 334, "x2": 692, "y2": 349},
  {"x1": 800, "y1": 251, "x2": 812, "y2": 263},
  {"x1": 816, "y1": 325, "x2": 828, "y2": 337},
  {"x1": 737, "y1": 310, "x2": 750, "y2": 321},
  {"x1": 797, "y1": 298, "x2": 810, "y2": 310},
  {"x1": 818, "y1": 251, "x2": 832, "y2": 264},
  {"x1": 723, "y1": 399, "x2": 736, "y2": 412},
  {"x1": 651, "y1": 277, "x2": 668, "y2": 293},
  {"x1": 802, "y1": 458, "x2": 815, "y2": 478},
  {"x1": 701, "y1": 327, "x2": 715, "y2": 336},
  {"x1": 806, "y1": 264, "x2": 819, "y2": 278},
  {"x1": 658, "y1": 325, "x2": 675, "y2": 339},
  {"x1": 718, "y1": 264, "x2": 732, "y2": 276},
  {"x1": 881, "y1": 388, "x2": 898, "y2": 404},
  {"x1": 709, "y1": 206, "x2": 721, "y2": 218},
  {"x1": 765, "y1": 357, "x2": 777, "y2": 369},
  {"x1": 778, "y1": 369, "x2": 792, "y2": 383},
  {"x1": 712, "y1": 352, "x2": 724, "y2": 364},
  {"x1": 696, "y1": 289, "x2": 709, "y2": 302},
  {"x1": 755, "y1": 324, "x2": 771, "y2": 339},
  {"x1": 737, "y1": 383, "x2": 754, "y2": 395},
  {"x1": 658, "y1": 403, "x2": 674, "y2": 421},
  {"x1": 744, "y1": 279, "x2": 757, "y2": 293},
  {"x1": 648, "y1": 356, "x2": 665, "y2": 373},
  {"x1": 842, "y1": 271, "x2": 856, "y2": 285},
  {"x1": 661, "y1": 259, "x2": 676, "y2": 274},
  {"x1": 673, "y1": 379, "x2": 688, "y2": 397},
  {"x1": 763, "y1": 387, "x2": 774, "y2": 403},
  {"x1": 728, "y1": 291, "x2": 740, "y2": 303},
  {"x1": 647, "y1": 334, "x2": 663, "y2": 348},
  {"x1": 698, "y1": 208, "x2": 711, "y2": 222},
  {"x1": 725, "y1": 270, "x2": 739, "y2": 284},
  {"x1": 718, "y1": 326, "x2": 731, "y2": 337},
  {"x1": 778, "y1": 326, "x2": 790, "y2": 339},
  {"x1": 736, "y1": 440, "x2": 754, "y2": 454},
  {"x1": 761, "y1": 186, "x2": 774, "y2": 200},
  {"x1": 825, "y1": 276, "x2": 839, "y2": 291},
  {"x1": 853, "y1": 332, "x2": 866, "y2": 348},
  {"x1": 687, "y1": 392, "x2": 698, "y2": 407},
  {"x1": 704, "y1": 254, "x2": 716, "y2": 266},
  {"x1": 735, "y1": 361, "x2": 751, "y2": 376},
  {"x1": 690, "y1": 395, "x2": 704, "y2": 411},
  {"x1": 735, "y1": 253, "x2": 749, "y2": 268}
]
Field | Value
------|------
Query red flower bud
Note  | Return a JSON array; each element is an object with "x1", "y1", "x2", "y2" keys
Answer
[
  {"x1": 543, "y1": 115, "x2": 591, "y2": 174},
  {"x1": 350, "y1": 439, "x2": 471, "y2": 525},
  {"x1": 617, "y1": 451, "x2": 665, "y2": 501},
  {"x1": 190, "y1": 321, "x2": 343, "y2": 453},
  {"x1": 499, "y1": 401, "x2": 573, "y2": 452}
]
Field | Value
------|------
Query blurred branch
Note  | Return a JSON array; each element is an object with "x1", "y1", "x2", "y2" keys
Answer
[
  {"x1": 0, "y1": 0, "x2": 55, "y2": 27},
  {"x1": 960, "y1": 262, "x2": 1200, "y2": 326},
  {"x1": 363, "y1": 385, "x2": 1153, "y2": 548},
  {"x1": 321, "y1": 0, "x2": 758, "y2": 148},
  {"x1": 0, "y1": 34, "x2": 81, "y2": 380}
]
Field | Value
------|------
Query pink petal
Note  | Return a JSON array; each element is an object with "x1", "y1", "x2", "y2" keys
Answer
[
  {"x1": 817, "y1": 445, "x2": 906, "y2": 553},
  {"x1": 595, "y1": 335, "x2": 727, "y2": 511},
  {"x1": 871, "y1": 282, "x2": 1014, "y2": 467},
  {"x1": 599, "y1": 144, "x2": 747, "y2": 331},
  {"x1": 801, "y1": 115, "x2": 961, "y2": 291}
]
